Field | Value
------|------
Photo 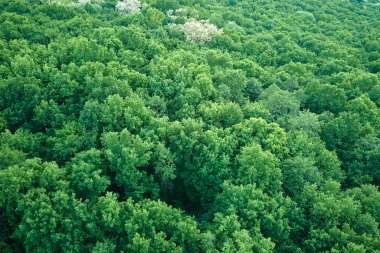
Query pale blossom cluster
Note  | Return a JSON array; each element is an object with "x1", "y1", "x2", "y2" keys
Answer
[
  {"x1": 43, "y1": 0, "x2": 67, "y2": 4},
  {"x1": 77, "y1": 0, "x2": 91, "y2": 6},
  {"x1": 166, "y1": 10, "x2": 176, "y2": 20},
  {"x1": 171, "y1": 19, "x2": 223, "y2": 44},
  {"x1": 166, "y1": 8, "x2": 189, "y2": 20},
  {"x1": 175, "y1": 8, "x2": 189, "y2": 16},
  {"x1": 115, "y1": 0, "x2": 141, "y2": 15}
]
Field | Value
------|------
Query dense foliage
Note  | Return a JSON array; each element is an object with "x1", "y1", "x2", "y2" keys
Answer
[{"x1": 1, "y1": 0, "x2": 380, "y2": 252}]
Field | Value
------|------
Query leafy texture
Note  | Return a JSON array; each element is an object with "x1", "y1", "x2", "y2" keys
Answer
[{"x1": 0, "y1": 0, "x2": 379, "y2": 252}]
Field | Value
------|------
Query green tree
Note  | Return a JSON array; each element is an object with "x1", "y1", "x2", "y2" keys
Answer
[
  {"x1": 66, "y1": 149, "x2": 110, "y2": 200},
  {"x1": 237, "y1": 144, "x2": 281, "y2": 194},
  {"x1": 258, "y1": 85, "x2": 300, "y2": 121},
  {"x1": 212, "y1": 182, "x2": 290, "y2": 251},
  {"x1": 301, "y1": 83, "x2": 347, "y2": 114},
  {"x1": 101, "y1": 129, "x2": 158, "y2": 200}
]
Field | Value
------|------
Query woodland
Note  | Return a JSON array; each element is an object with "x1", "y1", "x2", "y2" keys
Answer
[{"x1": 0, "y1": 0, "x2": 380, "y2": 252}]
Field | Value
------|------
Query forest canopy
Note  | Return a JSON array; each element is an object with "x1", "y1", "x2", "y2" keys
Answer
[{"x1": 0, "y1": 0, "x2": 380, "y2": 252}]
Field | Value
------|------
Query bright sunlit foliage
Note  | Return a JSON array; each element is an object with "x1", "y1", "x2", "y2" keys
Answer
[{"x1": 0, "y1": 0, "x2": 379, "y2": 252}]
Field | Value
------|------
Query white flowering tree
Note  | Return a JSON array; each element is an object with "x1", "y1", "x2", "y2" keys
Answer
[
  {"x1": 115, "y1": 0, "x2": 141, "y2": 15},
  {"x1": 171, "y1": 19, "x2": 222, "y2": 44}
]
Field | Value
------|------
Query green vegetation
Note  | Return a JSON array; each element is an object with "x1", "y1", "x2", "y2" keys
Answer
[{"x1": 1, "y1": 0, "x2": 380, "y2": 252}]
